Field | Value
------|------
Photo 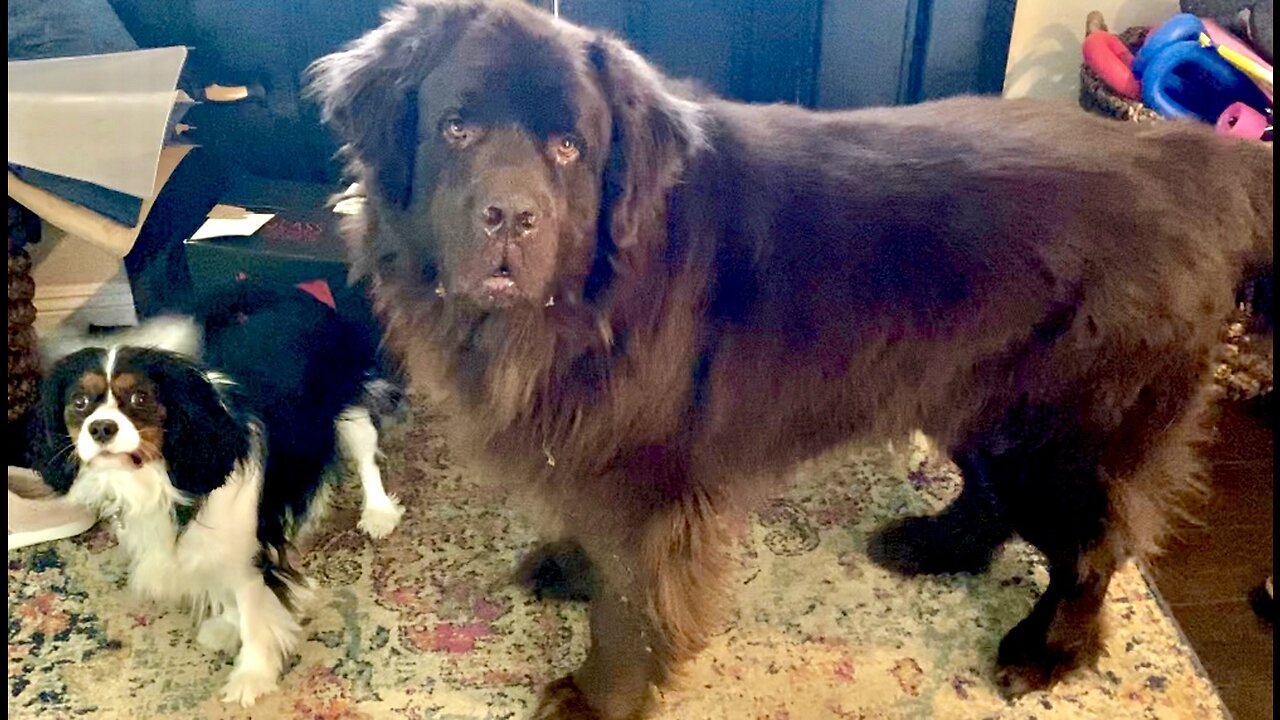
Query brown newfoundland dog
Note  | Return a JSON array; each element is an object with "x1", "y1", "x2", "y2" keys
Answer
[{"x1": 309, "y1": 1, "x2": 1273, "y2": 717}]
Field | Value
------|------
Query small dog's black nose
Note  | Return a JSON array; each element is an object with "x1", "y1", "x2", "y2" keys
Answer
[{"x1": 88, "y1": 419, "x2": 119, "y2": 443}]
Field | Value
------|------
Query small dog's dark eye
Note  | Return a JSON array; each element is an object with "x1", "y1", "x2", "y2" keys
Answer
[
  {"x1": 553, "y1": 136, "x2": 581, "y2": 165},
  {"x1": 128, "y1": 390, "x2": 150, "y2": 408},
  {"x1": 71, "y1": 394, "x2": 91, "y2": 412}
]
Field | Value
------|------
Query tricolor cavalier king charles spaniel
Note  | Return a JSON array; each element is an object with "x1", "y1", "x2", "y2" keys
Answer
[{"x1": 34, "y1": 288, "x2": 406, "y2": 706}]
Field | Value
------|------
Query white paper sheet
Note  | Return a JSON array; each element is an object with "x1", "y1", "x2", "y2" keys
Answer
[
  {"x1": 8, "y1": 47, "x2": 188, "y2": 199},
  {"x1": 189, "y1": 205, "x2": 276, "y2": 241}
]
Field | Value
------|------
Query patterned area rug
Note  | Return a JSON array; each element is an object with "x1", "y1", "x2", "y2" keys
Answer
[{"x1": 8, "y1": 401, "x2": 1227, "y2": 719}]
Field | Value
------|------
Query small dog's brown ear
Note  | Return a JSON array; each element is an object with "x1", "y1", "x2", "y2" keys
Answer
[
  {"x1": 587, "y1": 36, "x2": 707, "y2": 252},
  {"x1": 307, "y1": 3, "x2": 479, "y2": 209}
]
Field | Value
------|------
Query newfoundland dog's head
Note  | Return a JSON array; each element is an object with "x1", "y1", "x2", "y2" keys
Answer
[{"x1": 309, "y1": 0, "x2": 706, "y2": 312}]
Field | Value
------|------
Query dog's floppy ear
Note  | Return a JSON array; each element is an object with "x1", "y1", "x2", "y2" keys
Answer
[
  {"x1": 307, "y1": 3, "x2": 480, "y2": 210},
  {"x1": 33, "y1": 351, "x2": 98, "y2": 493},
  {"x1": 588, "y1": 36, "x2": 707, "y2": 252},
  {"x1": 140, "y1": 351, "x2": 250, "y2": 496}
]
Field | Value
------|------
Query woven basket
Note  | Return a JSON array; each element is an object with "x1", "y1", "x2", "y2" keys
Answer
[
  {"x1": 9, "y1": 200, "x2": 42, "y2": 426},
  {"x1": 1218, "y1": 287, "x2": 1274, "y2": 402},
  {"x1": 1078, "y1": 25, "x2": 1163, "y2": 123}
]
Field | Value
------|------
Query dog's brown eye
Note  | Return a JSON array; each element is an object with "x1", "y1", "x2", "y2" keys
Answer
[
  {"x1": 71, "y1": 394, "x2": 91, "y2": 412},
  {"x1": 554, "y1": 136, "x2": 581, "y2": 165},
  {"x1": 442, "y1": 116, "x2": 470, "y2": 145},
  {"x1": 128, "y1": 390, "x2": 150, "y2": 408}
]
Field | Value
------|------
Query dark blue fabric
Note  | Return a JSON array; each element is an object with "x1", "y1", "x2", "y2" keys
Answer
[{"x1": 8, "y1": 0, "x2": 137, "y2": 61}]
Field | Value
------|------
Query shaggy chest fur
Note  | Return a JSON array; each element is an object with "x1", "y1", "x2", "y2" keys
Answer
[{"x1": 83, "y1": 457, "x2": 266, "y2": 607}]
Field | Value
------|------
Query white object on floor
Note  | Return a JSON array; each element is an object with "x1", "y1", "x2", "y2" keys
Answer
[{"x1": 8, "y1": 466, "x2": 98, "y2": 551}]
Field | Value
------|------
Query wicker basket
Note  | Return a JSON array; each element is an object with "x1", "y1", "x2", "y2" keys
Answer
[
  {"x1": 1078, "y1": 25, "x2": 1163, "y2": 123},
  {"x1": 1218, "y1": 288, "x2": 1274, "y2": 402},
  {"x1": 9, "y1": 199, "x2": 42, "y2": 426}
]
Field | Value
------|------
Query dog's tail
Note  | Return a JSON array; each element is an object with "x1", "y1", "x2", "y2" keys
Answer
[{"x1": 38, "y1": 315, "x2": 203, "y2": 369}]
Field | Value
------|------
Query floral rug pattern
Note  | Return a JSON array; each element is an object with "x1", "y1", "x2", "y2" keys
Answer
[{"x1": 8, "y1": 402, "x2": 1226, "y2": 719}]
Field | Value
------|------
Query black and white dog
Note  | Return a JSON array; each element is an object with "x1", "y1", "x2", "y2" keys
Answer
[{"x1": 34, "y1": 287, "x2": 407, "y2": 706}]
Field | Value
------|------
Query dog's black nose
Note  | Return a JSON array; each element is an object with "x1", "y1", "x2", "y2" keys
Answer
[
  {"x1": 482, "y1": 205, "x2": 505, "y2": 233},
  {"x1": 480, "y1": 197, "x2": 539, "y2": 237},
  {"x1": 515, "y1": 210, "x2": 538, "y2": 233},
  {"x1": 88, "y1": 419, "x2": 118, "y2": 443}
]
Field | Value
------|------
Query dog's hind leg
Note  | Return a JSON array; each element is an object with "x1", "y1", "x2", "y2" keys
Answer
[
  {"x1": 948, "y1": 432, "x2": 1116, "y2": 697},
  {"x1": 868, "y1": 449, "x2": 1014, "y2": 575},
  {"x1": 868, "y1": 434, "x2": 1115, "y2": 694},
  {"x1": 337, "y1": 406, "x2": 404, "y2": 539},
  {"x1": 993, "y1": 528, "x2": 1118, "y2": 697},
  {"x1": 989, "y1": 383, "x2": 1209, "y2": 697}
]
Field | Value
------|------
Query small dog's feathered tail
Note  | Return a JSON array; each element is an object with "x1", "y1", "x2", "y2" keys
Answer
[{"x1": 38, "y1": 315, "x2": 202, "y2": 369}]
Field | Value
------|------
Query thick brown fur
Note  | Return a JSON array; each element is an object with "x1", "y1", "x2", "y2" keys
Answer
[{"x1": 309, "y1": 2, "x2": 1275, "y2": 717}]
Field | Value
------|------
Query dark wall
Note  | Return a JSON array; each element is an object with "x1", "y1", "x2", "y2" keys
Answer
[
  {"x1": 543, "y1": 0, "x2": 1016, "y2": 108},
  {"x1": 103, "y1": 0, "x2": 1016, "y2": 183}
]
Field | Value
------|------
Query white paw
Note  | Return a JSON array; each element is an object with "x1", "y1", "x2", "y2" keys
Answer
[
  {"x1": 358, "y1": 495, "x2": 404, "y2": 539},
  {"x1": 196, "y1": 616, "x2": 240, "y2": 654},
  {"x1": 220, "y1": 667, "x2": 278, "y2": 707}
]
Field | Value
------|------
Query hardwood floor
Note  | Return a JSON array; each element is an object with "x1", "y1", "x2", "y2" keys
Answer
[{"x1": 1151, "y1": 397, "x2": 1274, "y2": 720}]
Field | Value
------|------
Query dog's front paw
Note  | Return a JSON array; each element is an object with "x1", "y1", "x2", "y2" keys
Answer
[
  {"x1": 220, "y1": 667, "x2": 278, "y2": 707},
  {"x1": 196, "y1": 616, "x2": 240, "y2": 654},
  {"x1": 532, "y1": 676, "x2": 602, "y2": 720},
  {"x1": 994, "y1": 614, "x2": 1103, "y2": 698},
  {"x1": 127, "y1": 562, "x2": 175, "y2": 601},
  {"x1": 358, "y1": 494, "x2": 405, "y2": 539}
]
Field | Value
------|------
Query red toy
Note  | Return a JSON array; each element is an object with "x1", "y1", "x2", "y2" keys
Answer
[{"x1": 1083, "y1": 30, "x2": 1142, "y2": 100}]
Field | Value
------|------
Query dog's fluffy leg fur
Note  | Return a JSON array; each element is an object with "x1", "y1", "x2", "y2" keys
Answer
[
  {"x1": 196, "y1": 607, "x2": 242, "y2": 654},
  {"x1": 537, "y1": 487, "x2": 732, "y2": 720},
  {"x1": 221, "y1": 579, "x2": 300, "y2": 706},
  {"x1": 337, "y1": 406, "x2": 404, "y2": 538},
  {"x1": 206, "y1": 439, "x2": 302, "y2": 707}
]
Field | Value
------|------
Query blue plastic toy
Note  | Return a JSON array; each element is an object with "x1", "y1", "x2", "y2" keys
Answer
[
  {"x1": 1141, "y1": 40, "x2": 1270, "y2": 121},
  {"x1": 1133, "y1": 13, "x2": 1271, "y2": 122},
  {"x1": 1133, "y1": 13, "x2": 1208, "y2": 75}
]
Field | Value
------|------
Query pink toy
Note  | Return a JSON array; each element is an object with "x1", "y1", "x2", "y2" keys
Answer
[{"x1": 1216, "y1": 101, "x2": 1271, "y2": 139}]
